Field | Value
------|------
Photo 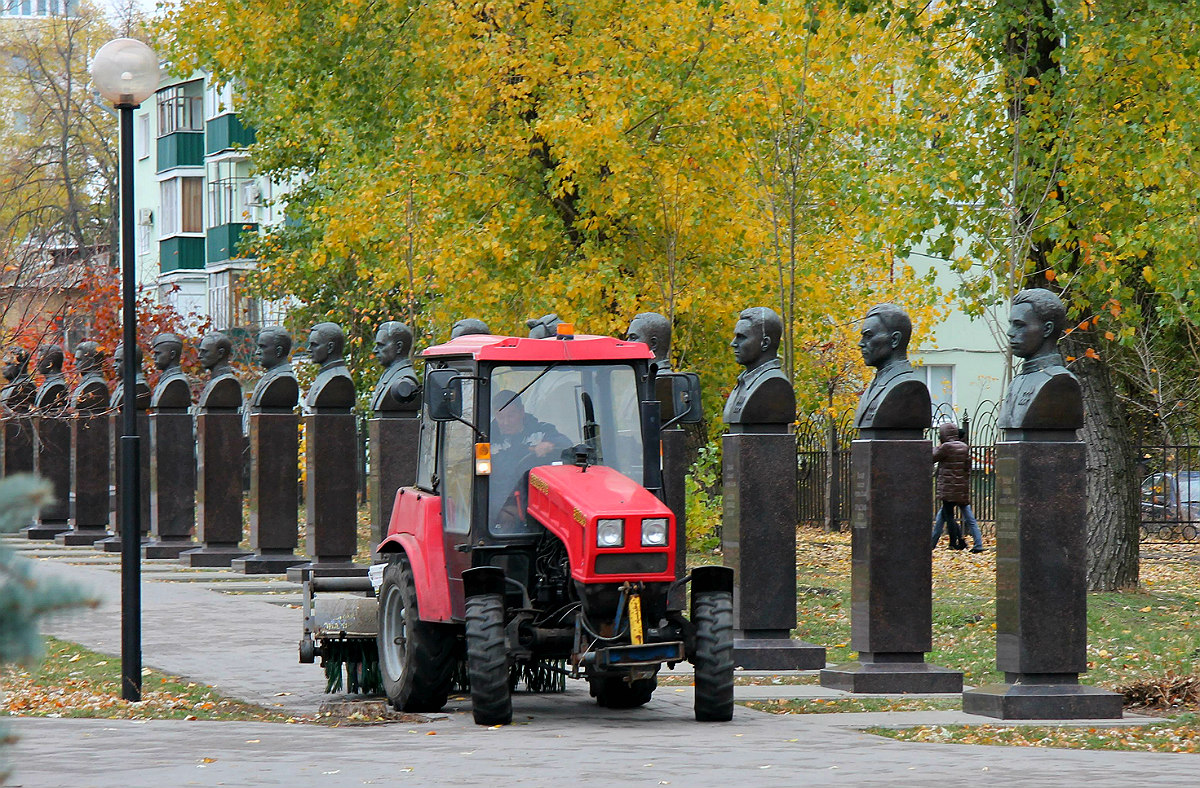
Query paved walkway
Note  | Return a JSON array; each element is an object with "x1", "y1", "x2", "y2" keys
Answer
[{"x1": 5, "y1": 536, "x2": 1196, "y2": 787}]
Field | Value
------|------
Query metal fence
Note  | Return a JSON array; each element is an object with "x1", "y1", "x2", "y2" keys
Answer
[
  {"x1": 1134, "y1": 423, "x2": 1200, "y2": 542},
  {"x1": 797, "y1": 401, "x2": 1001, "y2": 536},
  {"x1": 797, "y1": 402, "x2": 1200, "y2": 543}
]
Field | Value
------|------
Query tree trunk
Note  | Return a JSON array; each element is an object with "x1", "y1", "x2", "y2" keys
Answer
[{"x1": 1062, "y1": 330, "x2": 1140, "y2": 591}]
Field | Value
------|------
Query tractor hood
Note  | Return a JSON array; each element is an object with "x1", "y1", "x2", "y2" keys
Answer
[{"x1": 525, "y1": 464, "x2": 676, "y2": 584}]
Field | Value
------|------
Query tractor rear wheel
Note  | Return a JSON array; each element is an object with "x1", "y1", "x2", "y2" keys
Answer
[
  {"x1": 377, "y1": 555, "x2": 456, "y2": 712},
  {"x1": 589, "y1": 673, "x2": 657, "y2": 708},
  {"x1": 465, "y1": 593, "x2": 512, "y2": 725},
  {"x1": 691, "y1": 591, "x2": 734, "y2": 721}
]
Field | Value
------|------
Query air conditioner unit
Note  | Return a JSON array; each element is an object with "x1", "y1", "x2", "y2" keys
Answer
[
  {"x1": 241, "y1": 181, "x2": 263, "y2": 207},
  {"x1": 138, "y1": 208, "x2": 153, "y2": 225}
]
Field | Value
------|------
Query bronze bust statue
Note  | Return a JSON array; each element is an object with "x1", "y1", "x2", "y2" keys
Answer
[
  {"x1": 370, "y1": 322, "x2": 419, "y2": 414},
  {"x1": 304, "y1": 322, "x2": 355, "y2": 411},
  {"x1": 150, "y1": 333, "x2": 191, "y2": 410},
  {"x1": 197, "y1": 332, "x2": 242, "y2": 411},
  {"x1": 249, "y1": 327, "x2": 298, "y2": 413},
  {"x1": 723, "y1": 307, "x2": 795, "y2": 431},
  {"x1": 69, "y1": 341, "x2": 109, "y2": 414},
  {"x1": 451, "y1": 318, "x2": 490, "y2": 340},
  {"x1": 34, "y1": 344, "x2": 67, "y2": 412},
  {"x1": 111, "y1": 343, "x2": 151, "y2": 410},
  {"x1": 626, "y1": 312, "x2": 672, "y2": 374},
  {"x1": 852, "y1": 303, "x2": 931, "y2": 432},
  {"x1": 1, "y1": 347, "x2": 36, "y2": 413},
  {"x1": 997, "y1": 288, "x2": 1083, "y2": 433},
  {"x1": 526, "y1": 313, "x2": 562, "y2": 339}
]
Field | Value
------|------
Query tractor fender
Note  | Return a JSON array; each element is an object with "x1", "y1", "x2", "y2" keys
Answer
[
  {"x1": 376, "y1": 488, "x2": 454, "y2": 623},
  {"x1": 462, "y1": 566, "x2": 506, "y2": 599},
  {"x1": 690, "y1": 565, "x2": 734, "y2": 596}
]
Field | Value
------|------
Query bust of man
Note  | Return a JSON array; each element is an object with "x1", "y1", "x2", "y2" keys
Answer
[
  {"x1": 304, "y1": 321, "x2": 355, "y2": 412},
  {"x1": 370, "y1": 321, "x2": 419, "y2": 414},
  {"x1": 1, "y1": 347, "x2": 36, "y2": 414},
  {"x1": 722, "y1": 307, "x2": 795, "y2": 432},
  {"x1": 69, "y1": 341, "x2": 109, "y2": 414},
  {"x1": 997, "y1": 288, "x2": 1083, "y2": 433},
  {"x1": 149, "y1": 333, "x2": 191, "y2": 410},
  {"x1": 34, "y1": 344, "x2": 67, "y2": 412},
  {"x1": 526, "y1": 313, "x2": 562, "y2": 339},
  {"x1": 110, "y1": 343, "x2": 151, "y2": 410},
  {"x1": 852, "y1": 303, "x2": 931, "y2": 432},
  {"x1": 197, "y1": 332, "x2": 242, "y2": 411},
  {"x1": 249, "y1": 327, "x2": 298, "y2": 413},
  {"x1": 626, "y1": 312, "x2": 672, "y2": 374},
  {"x1": 451, "y1": 318, "x2": 490, "y2": 340}
]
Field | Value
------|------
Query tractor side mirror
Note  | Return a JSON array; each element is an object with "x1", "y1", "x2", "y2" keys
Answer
[
  {"x1": 425, "y1": 368, "x2": 463, "y2": 421},
  {"x1": 668, "y1": 372, "x2": 703, "y2": 425}
]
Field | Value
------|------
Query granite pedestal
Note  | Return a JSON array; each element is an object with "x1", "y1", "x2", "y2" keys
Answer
[
  {"x1": 963, "y1": 439, "x2": 1122, "y2": 719},
  {"x1": 28, "y1": 414, "x2": 71, "y2": 539},
  {"x1": 233, "y1": 412, "x2": 304, "y2": 575},
  {"x1": 144, "y1": 410, "x2": 198, "y2": 558},
  {"x1": 58, "y1": 415, "x2": 111, "y2": 545},
  {"x1": 722, "y1": 431, "x2": 825, "y2": 670},
  {"x1": 1, "y1": 415, "x2": 34, "y2": 477},
  {"x1": 821, "y1": 437, "x2": 962, "y2": 693},
  {"x1": 288, "y1": 412, "x2": 364, "y2": 581},
  {"x1": 367, "y1": 415, "x2": 419, "y2": 560},
  {"x1": 662, "y1": 428, "x2": 689, "y2": 608},
  {"x1": 97, "y1": 411, "x2": 150, "y2": 552},
  {"x1": 181, "y1": 411, "x2": 249, "y2": 567}
]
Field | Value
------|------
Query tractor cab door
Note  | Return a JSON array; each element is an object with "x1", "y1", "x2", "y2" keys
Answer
[{"x1": 435, "y1": 361, "x2": 478, "y2": 619}]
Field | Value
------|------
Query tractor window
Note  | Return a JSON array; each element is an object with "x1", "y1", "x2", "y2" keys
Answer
[
  {"x1": 415, "y1": 400, "x2": 437, "y2": 493},
  {"x1": 486, "y1": 363, "x2": 643, "y2": 536},
  {"x1": 441, "y1": 376, "x2": 476, "y2": 535}
]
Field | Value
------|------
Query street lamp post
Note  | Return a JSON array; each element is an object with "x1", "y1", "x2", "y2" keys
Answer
[{"x1": 89, "y1": 38, "x2": 160, "y2": 703}]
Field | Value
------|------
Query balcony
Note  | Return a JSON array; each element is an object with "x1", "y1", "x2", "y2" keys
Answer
[
  {"x1": 207, "y1": 222, "x2": 257, "y2": 264},
  {"x1": 156, "y1": 132, "x2": 205, "y2": 172},
  {"x1": 159, "y1": 236, "x2": 205, "y2": 272},
  {"x1": 206, "y1": 114, "x2": 256, "y2": 156}
]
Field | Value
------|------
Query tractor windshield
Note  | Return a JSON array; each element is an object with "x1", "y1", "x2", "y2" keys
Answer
[{"x1": 487, "y1": 363, "x2": 643, "y2": 535}]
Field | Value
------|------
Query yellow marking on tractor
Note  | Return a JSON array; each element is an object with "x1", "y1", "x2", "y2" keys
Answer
[
  {"x1": 530, "y1": 474, "x2": 549, "y2": 495},
  {"x1": 628, "y1": 593, "x2": 644, "y2": 645},
  {"x1": 573, "y1": 507, "x2": 586, "y2": 526}
]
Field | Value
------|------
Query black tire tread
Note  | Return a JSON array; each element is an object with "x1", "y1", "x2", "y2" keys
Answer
[
  {"x1": 465, "y1": 594, "x2": 512, "y2": 725},
  {"x1": 377, "y1": 556, "x2": 457, "y2": 712},
  {"x1": 692, "y1": 591, "x2": 734, "y2": 722}
]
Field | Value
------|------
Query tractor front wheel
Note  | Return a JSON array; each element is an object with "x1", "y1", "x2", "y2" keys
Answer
[
  {"x1": 377, "y1": 555, "x2": 456, "y2": 712},
  {"x1": 465, "y1": 593, "x2": 512, "y2": 725},
  {"x1": 691, "y1": 590, "x2": 734, "y2": 721}
]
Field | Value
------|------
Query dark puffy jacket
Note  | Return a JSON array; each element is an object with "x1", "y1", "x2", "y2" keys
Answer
[{"x1": 933, "y1": 422, "x2": 971, "y2": 504}]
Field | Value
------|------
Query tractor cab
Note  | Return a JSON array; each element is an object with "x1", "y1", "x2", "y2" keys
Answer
[{"x1": 371, "y1": 328, "x2": 729, "y2": 725}]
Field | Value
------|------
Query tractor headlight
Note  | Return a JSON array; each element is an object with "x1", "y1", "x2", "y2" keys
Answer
[
  {"x1": 641, "y1": 518, "x2": 669, "y2": 547},
  {"x1": 596, "y1": 518, "x2": 624, "y2": 548}
]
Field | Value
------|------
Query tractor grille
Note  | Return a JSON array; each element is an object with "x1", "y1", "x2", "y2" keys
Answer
[{"x1": 594, "y1": 553, "x2": 668, "y2": 575}]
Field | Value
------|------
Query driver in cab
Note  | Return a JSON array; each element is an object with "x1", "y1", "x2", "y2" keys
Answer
[{"x1": 489, "y1": 390, "x2": 570, "y2": 531}]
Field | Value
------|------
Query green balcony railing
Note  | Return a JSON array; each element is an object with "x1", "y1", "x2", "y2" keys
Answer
[
  {"x1": 159, "y1": 236, "x2": 206, "y2": 272},
  {"x1": 156, "y1": 132, "x2": 205, "y2": 172},
  {"x1": 207, "y1": 222, "x2": 257, "y2": 264},
  {"x1": 205, "y1": 114, "x2": 256, "y2": 156}
]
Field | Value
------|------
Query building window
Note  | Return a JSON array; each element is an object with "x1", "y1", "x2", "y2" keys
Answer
[
  {"x1": 208, "y1": 268, "x2": 259, "y2": 331},
  {"x1": 208, "y1": 175, "x2": 253, "y2": 227},
  {"x1": 157, "y1": 86, "x2": 203, "y2": 137},
  {"x1": 136, "y1": 113, "x2": 150, "y2": 159},
  {"x1": 920, "y1": 364, "x2": 955, "y2": 420},
  {"x1": 204, "y1": 81, "x2": 236, "y2": 119},
  {"x1": 160, "y1": 176, "x2": 204, "y2": 236},
  {"x1": 137, "y1": 225, "x2": 150, "y2": 255}
]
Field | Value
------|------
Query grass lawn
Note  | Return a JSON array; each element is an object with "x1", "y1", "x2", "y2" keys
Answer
[
  {"x1": 1, "y1": 638, "x2": 302, "y2": 723},
  {"x1": 770, "y1": 526, "x2": 1200, "y2": 751}
]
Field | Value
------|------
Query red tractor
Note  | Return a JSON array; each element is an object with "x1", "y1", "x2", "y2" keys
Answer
[{"x1": 372, "y1": 328, "x2": 734, "y2": 724}]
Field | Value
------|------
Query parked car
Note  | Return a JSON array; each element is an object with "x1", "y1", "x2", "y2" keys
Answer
[{"x1": 1140, "y1": 472, "x2": 1200, "y2": 539}]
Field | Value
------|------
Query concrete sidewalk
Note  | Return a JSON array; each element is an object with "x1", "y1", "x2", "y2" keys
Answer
[{"x1": 5, "y1": 536, "x2": 1194, "y2": 788}]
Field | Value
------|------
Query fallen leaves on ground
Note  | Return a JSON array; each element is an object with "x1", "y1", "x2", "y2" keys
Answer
[{"x1": 871, "y1": 715, "x2": 1200, "y2": 754}]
